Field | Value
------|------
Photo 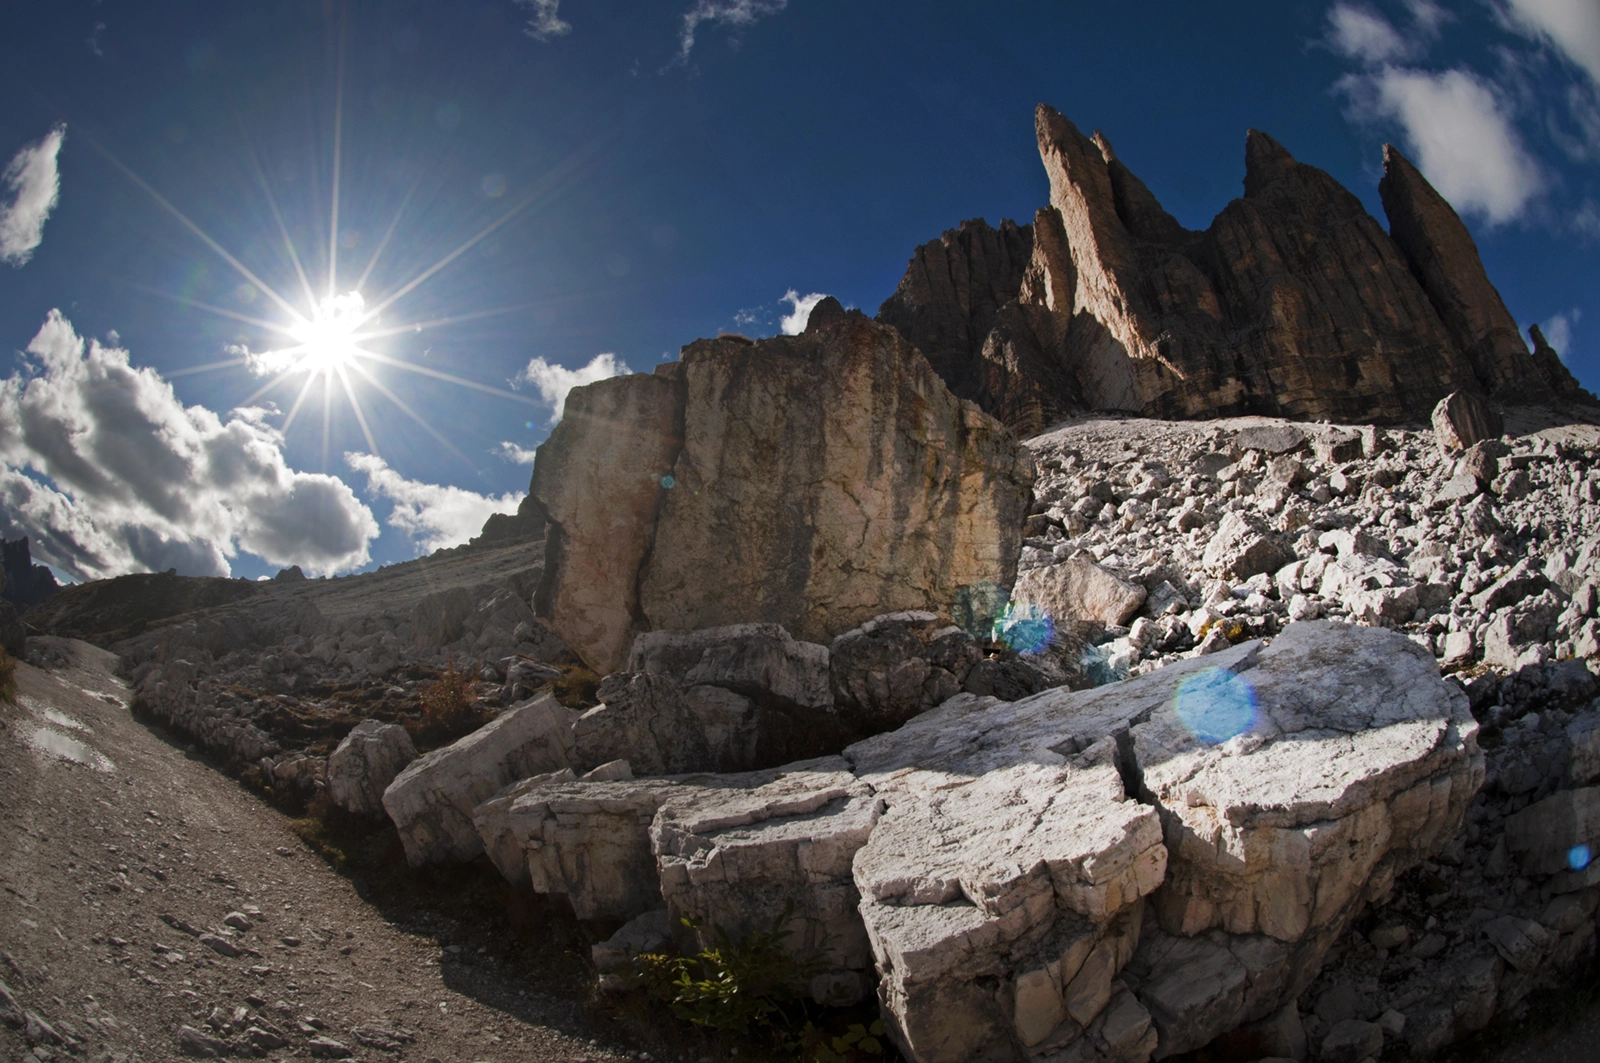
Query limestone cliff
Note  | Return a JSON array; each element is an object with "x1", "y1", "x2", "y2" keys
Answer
[{"x1": 876, "y1": 104, "x2": 1596, "y2": 430}]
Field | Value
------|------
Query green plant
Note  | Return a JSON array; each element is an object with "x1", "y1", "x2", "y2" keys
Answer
[
  {"x1": 799, "y1": 1019, "x2": 887, "y2": 1063},
  {"x1": 633, "y1": 906, "x2": 824, "y2": 1035},
  {"x1": 0, "y1": 646, "x2": 14, "y2": 703}
]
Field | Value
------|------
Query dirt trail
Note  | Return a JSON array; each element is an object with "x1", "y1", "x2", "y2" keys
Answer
[{"x1": 0, "y1": 637, "x2": 635, "y2": 1063}]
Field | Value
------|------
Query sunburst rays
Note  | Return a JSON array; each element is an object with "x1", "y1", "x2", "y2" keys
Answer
[{"x1": 83, "y1": 21, "x2": 557, "y2": 474}]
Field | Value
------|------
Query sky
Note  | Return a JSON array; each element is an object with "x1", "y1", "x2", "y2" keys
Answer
[{"x1": 1, "y1": 0, "x2": 1597, "y2": 584}]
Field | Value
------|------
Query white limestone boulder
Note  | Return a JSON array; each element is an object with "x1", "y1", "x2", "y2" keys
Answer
[
  {"x1": 381, "y1": 694, "x2": 577, "y2": 866},
  {"x1": 325, "y1": 720, "x2": 417, "y2": 818}
]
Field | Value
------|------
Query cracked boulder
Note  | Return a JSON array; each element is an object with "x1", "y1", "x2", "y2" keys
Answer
[{"x1": 381, "y1": 694, "x2": 577, "y2": 866}]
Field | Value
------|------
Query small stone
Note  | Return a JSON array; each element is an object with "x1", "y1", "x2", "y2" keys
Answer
[
  {"x1": 1367, "y1": 924, "x2": 1408, "y2": 950},
  {"x1": 197, "y1": 934, "x2": 241, "y2": 959},
  {"x1": 177, "y1": 1025, "x2": 229, "y2": 1058},
  {"x1": 222, "y1": 912, "x2": 252, "y2": 931},
  {"x1": 307, "y1": 1035, "x2": 352, "y2": 1058}
]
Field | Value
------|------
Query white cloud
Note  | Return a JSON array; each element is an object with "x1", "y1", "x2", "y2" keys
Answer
[
  {"x1": 677, "y1": 0, "x2": 787, "y2": 61},
  {"x1": 0, "y1": 311, "x2": 378, "y2": 580},
  {"x1": 1326, "y1": 5, "x2": 1411, "y2": 64},
  {"x1": 1403, "y1": 0, "x2": 1451, "y2": 36},
  {"x1": 1499, "y1": 0, "x2": 1600, "y2": 86},
  {"x1": 346, "y1": 453, "x2": 520, "y2": 553},
  {"x1": 1575, "y1": 198, "x2": 1600, "y2": 236},
  {"x1": 1, "y1": 124, "x2": 65, "y2": 267},
  {"x1": 1342, "y1": 66, "x2": 1546, "y2": 224},
  {"x1": 1541, "y1": 307, "x2": 1582, "y2": 360},
  {"x1": 496, "y1": 441, "x2": 539, "y2": 464},
  {"x1": 515, "y1": 0, "x2": 571, "y2": 41},
  {"x1": 779, "y1": 290, "x2": 827, "y2": 335},
  {"x1": 513, "y1": 352, "x2": 630, "y2": 422}
]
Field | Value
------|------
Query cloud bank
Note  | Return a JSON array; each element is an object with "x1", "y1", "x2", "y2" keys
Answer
[
  {"x1": 678, "y1": 0, "x2": 788, "y2": 61},
  {"x1": 347, "y1": 453, "x2": 520, "y2": 553},
  {"x1": 514, "y1": 351, "x2": 630, "y2": 422},
  {"x1": 1, "y1": 124, "x2": 66, "y2": 267},
  {"x1": 0, "y1": 311, "x2": 379, "y2": 580},
  {"x1": 779, "y1": 290, "x2": 827, "y2": 335},
  {"x1": 515, "y1": 0, "x2": 571, "y2": 42}
]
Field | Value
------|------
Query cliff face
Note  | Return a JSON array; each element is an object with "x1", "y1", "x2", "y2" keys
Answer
[{"x1": 876, "y1": 104, "x2": 1595, "y2": 429}]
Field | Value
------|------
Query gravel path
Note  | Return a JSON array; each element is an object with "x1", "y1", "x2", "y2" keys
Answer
[{"x1": 0, "y1": 637, "x2": 636, "y2": 1063}]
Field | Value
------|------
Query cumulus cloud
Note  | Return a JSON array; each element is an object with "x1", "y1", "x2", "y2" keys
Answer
[
  {"x1": 1, "y1": 124, "x2": 65, "y2": 267},
  {"x1": 0, "y1": 311, "x2": 378, "y2": 580},
  {"x1": 1341, "y1": 65, "x2": 1546, "y2": 224},
  {"x1": 1541, "y1": 307, "x2": 1582, "y2": 360},
  {"x1": 1499, "y1": 0, "x2": 1600, "y2": 86},
  {"x1": 677, "y1": 0, "x2": 788, "y2": 61},
  {"x1": 346, "y1": 453, "x2": 520, "y2": 553},
  {"x1": 514, "y1": 352, "x2": 629, "y2": 422},
  {"x1": 515, "y1": 0, "x2": 571, "y2": 41},
  {"x1": 779, "y1": 290, "x2": 827, "y2": 335},
  {"x1": 1326, "y1": 5, "x2": 1412, "y2": 64},
  {"x1": 496, "y1": 441, "x2": 539, "y2": 464}
]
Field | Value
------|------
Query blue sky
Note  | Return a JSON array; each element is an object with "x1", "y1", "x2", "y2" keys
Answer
[{"x1": 1, "y1": 0, "x2": 1596, "y2": 582}]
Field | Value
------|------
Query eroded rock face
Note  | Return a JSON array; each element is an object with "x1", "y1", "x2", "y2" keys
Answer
[
  {"x1": 1379, "y1": 145, "x2": 1579, "y2": 405},
  {"x1": 876, "y1": 106, "x2": 1598, "y2": 431},
  {"x1": 530, "y1": 373, "x2": 686, "y2": 674},
  {"x1": 637, "y1": 306, "x2": 1033, "y2": 645}
]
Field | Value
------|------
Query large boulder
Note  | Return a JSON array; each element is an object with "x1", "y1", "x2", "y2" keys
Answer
[
  {"x1": 627, "y1": 624, "x2": 831, "y2": 710},
  {"x1": 1431, "y1": 390, "x2": 1503, "y2": 453},
  {"x1": 325, "y1": 720, "x2": 417, "y2": 818},
  {"x1": 652, "y1": 766, "x2": 884, "y2": 1004},
  {"x1": 1012, "y1": 556, "x2": 1148, "y2": 632},
  {"x1": 529, "y1": 372, "x2": 686, "y2": 674},
  {"x1": 588, "y1": 624, "x2": 842, "y2": 772},
  {"x1": 635, "y1": 307, "x2": 1034, "y2": 646},
  {"x1": 382, "y1": 694, "x2": 578, "y2": 866},
  {"x1": 828, "y1": 612, "x2": 981, "y2": 734}
]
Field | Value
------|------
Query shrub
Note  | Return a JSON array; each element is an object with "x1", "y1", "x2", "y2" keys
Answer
[
  {"x1": 406, "y1": 656, "x2": 489, "y2": 750},
  {"x1": 634, "y1": 906, "x2": 822, "y2": 1036},
  {"x1": 0, "y1": 647, "x2": 15, "y2": 703}
]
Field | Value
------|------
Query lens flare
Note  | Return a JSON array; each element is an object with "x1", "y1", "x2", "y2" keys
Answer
[
  {"x1": 1174, "y1": 667, "x2": 1259, "y2": 745},
  {"x1": 996, "y1": 601, "x2": 1055, "y2": 655},
  {"x1": 1570, "y1": 845, "x2": 1593, "y2": 871}
]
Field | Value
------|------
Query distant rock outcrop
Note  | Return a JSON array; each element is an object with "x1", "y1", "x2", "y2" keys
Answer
[
  {"x1": 1, "y1": 537, "x2": 60, "y2": 610},
  {"x1": 876, "y1": 104, "x2": 1595, "y2": 432},
  {"x1": 529, "y1": 303, "x2": 1034, "y2": 674}
]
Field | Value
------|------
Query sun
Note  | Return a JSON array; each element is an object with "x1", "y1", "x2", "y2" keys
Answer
[{"x1": 288, "y1": 291, "x2": 369, "y2": 374}]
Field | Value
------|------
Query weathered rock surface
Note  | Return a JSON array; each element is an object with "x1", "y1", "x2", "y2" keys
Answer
[
  {"x1": 636, "y1": 305, "x2": 1033, "y2": 645},
  {"x1": 466, "y1": 622, "x2": 1476, "y2": 1063},
  {"x1": 382, "y1": 694, "x2": 577, "y2": 866},
  {"x1": 530, "y1": 373, "x2": 686, "y2": 675},
  {"x1": 325, "y1": 720, "x2": 417, "y2": 818}
]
